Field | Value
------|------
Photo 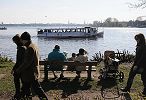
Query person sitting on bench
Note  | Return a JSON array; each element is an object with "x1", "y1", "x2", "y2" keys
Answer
[
  {"x1": 48, "y1": 45, "x2": 67, "y2": 78},
  {"x1": 74, "y1": 48, "x2": 88, "y2": 78}
]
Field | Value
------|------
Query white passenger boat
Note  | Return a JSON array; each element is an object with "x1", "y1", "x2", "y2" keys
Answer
[{"x1": 37, "y1": 27, "x2": 103, "y2": 38}]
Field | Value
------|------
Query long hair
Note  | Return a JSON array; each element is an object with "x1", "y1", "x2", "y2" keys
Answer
[{"x1": 135, "y1": 33, "x2": 146, "y2": 46}]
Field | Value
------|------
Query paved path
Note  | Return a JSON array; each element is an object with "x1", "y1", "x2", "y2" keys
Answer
[{"x1": 0, "y1": 74, "x2": 6, "y2": 80}]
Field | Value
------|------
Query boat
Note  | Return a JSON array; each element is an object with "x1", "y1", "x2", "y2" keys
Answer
[
  {"x1": 37, "y1": 27, "x2": 103, "y2": 38},
  {"x1": 0, "y1": 27, "x2": 7, "y2": 30}
]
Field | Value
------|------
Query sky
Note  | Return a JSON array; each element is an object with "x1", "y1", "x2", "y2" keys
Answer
[{"x1": 0, "y1": 0, "x2": 146, "y2": 24}]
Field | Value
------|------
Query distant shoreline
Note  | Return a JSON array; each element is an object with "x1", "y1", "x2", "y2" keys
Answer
[{"x1": 0, "y1": 24, "x2": 145, "y2": 28}]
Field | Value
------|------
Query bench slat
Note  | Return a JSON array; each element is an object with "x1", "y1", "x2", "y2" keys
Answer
[{"x1": 39, "y1": 61, "x2": 97, "y2": 66}]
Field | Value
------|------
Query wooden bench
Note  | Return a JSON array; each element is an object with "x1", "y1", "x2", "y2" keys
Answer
[{"x1": 39, "y1": 61, "x2": 98, "y2": 80}]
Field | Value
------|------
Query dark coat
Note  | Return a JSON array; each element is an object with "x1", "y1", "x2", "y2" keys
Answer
[
  {"x1": 13, "y1": 46, "x2": 26, "y2": 71},
  {"x1": 47, "y1": 49, "x2": 66, "y2": 70},
  {"x1": 16, "y1": 43, "x2": 40, "y2": 82},
  {"x1": 133, "y1": 44, "x2": 146, "y2": 70}
]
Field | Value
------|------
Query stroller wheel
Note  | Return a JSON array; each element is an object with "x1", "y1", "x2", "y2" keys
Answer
[{"x1": 119, "y1": 71, "x2": 124, "y2": 80}]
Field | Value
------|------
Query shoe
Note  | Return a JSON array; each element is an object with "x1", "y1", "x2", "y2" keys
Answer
[{"x1": 120, "y1": 88, "x2": 130, "y2": 92}]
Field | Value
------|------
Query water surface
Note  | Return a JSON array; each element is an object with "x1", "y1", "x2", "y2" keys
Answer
[{"x1": 0, "y1": 26, "x2": 146, "y2": 61}]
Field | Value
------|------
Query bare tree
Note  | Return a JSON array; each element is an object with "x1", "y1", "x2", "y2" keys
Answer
[{"x1": 128, "y1": 0, "x2": 146, "y2": 8}]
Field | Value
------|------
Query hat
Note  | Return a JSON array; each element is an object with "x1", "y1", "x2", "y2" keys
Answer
[{"x1": 21, "y1": 31, "x2": 31, "y2": 40}]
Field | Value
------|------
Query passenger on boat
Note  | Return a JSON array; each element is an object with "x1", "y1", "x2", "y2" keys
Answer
[{"x1": 48, "y1": 45, "x2": 67, "y2": 78}]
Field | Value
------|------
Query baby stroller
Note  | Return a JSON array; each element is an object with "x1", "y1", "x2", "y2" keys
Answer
[{"x1": 99, "y1": 50, "x2": 124, "y2": 80}]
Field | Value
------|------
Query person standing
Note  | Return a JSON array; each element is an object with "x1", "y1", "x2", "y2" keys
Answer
[
  {"x1": 11, "y1": 34, "x2": 26, "y2": 100},
  {"x1": 16, "y1": 32, "x2": 48, "y2": 100},
  {"x1": 121, "y1": 33, "x2": 146, "y2": 96}
]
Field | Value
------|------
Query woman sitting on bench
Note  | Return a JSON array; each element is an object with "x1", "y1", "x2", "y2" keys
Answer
[{"x1": 74, "y1": 48, "x2": 88, "y2": 78}]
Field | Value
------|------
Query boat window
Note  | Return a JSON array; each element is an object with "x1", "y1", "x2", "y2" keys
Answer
[
  {"x1": 72, "y1": 29, "x2": 75, "y2": 32},
  {"x1": 85, "y1": 28, "x2": 88, "y2": 33},
  {"x1": 44, "y1": 29, "x2": 47, "y2": 32},
  {"x1": 52, "y1": 30, "x2": 56, "y2": 32},
  {"x1": 54, "y1": 30, "x2": 58, "y2": 32},
  {"x1": 83, "y1": 29, "x2": 85, "y2": 32},
  {"x1": 81, "y1": 28, "x2": 84, "y2": 32},
  {"x1": 48, "y1": 29, "x2": 51, "y2": 32},
  {"x1": 77, "y1": 29, "x2": 80, "y2": 32},
  {"x1": 65, "y1": 29, "x2": 70, "y2": 32},
  {"x1": 88, "y1": 29, "x2": 90, "y2": 33},
  {"x1": 58, "y1": 29, "x2": 62, "y2": 32}
]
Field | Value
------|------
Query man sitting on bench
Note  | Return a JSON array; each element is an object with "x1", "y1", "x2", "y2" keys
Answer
[{"x1": 48, "y1": 45, "x2": 66, "y2": 79}]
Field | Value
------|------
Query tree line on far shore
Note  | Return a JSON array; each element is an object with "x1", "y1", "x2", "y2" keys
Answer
[{"x1": 90, "y1": 17, "x2": 146, "y2": 28}]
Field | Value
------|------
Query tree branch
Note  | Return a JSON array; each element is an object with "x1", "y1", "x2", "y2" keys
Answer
[{"x1": 128, "y1": 0, "x2": 146, "y2": 8}]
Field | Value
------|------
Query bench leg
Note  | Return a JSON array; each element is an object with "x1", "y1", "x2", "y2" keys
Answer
[
  {"x1": 44, "y1": 65, "x2": 48, "y2": 80},
  {"x1": 87, "y1": 65, "x2": 92, "y2": 80}
]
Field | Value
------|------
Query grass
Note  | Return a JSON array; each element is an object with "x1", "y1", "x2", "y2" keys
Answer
[
  {"x1": 0, "y1": 57, "x2": 15, "y2": 97},
  {"x1": 118, "y1": 63, "x2": 143, "y2": 91},
  {"x1": 0, "y1": 61, "x2": 144, "y2": 99}
]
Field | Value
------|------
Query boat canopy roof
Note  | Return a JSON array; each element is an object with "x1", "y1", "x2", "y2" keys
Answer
[{"x1": 39, "y1": 27, "x2": 97, "y2": 30}]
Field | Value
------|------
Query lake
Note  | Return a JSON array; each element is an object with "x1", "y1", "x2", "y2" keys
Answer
[{"x1": 0, "y1": 26, "x2": 146, "y2": 61}]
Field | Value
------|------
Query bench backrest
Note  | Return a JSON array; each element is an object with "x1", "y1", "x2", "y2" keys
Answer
[{"x1": 39, "y1": 61, "x2": 98, "y2": 66}]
